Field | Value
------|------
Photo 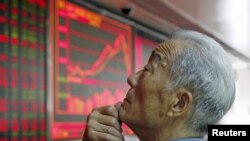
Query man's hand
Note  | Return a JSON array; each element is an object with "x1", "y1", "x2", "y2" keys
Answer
[{"x1": 82, "y1": 103, "x2": 124, "y2": 141}]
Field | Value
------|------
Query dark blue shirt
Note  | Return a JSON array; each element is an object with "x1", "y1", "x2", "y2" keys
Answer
[{"x1": 172, "y1": 138, "x2": 204, "y2": 141}]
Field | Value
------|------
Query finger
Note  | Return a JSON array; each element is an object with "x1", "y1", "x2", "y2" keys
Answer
[
  {"x1": 92, "y1": 122, "x2": 124, "y2": 139},
  {"x1": 89, "y1": 109, "x2": 121, "y2": 131},
  {"x1": 115, "y1": 102, "x2": 122, "y2": 111},
  {"x1": 93, "y1": 106, "x2": 119, "y2": 118},
  {"x1": 115, "y1": 102, "x2": 122, "y2": 126},
  {"x1": 94, "y1": 113, "x2": 122, "y2": 132},
  {"x1": 90, "y1": 130, "x2": 123, "y2": 141}
]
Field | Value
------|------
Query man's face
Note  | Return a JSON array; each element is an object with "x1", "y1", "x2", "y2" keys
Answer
[{"x1": 119, "y1": 45, "x2": 173, "y2": 130}]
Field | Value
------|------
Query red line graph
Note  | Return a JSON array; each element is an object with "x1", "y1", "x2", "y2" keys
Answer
[
  {"x1": 53, "y1": 0, "x2": 133, "y2": 139},
  {"x1": 67, "y1": 34, "x2": 132, "y2": 83}
]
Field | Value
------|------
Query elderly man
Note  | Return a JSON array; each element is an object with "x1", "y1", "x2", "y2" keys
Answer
[{"x1": 82, "y1": 30, "x2": 235, "y2": 141}]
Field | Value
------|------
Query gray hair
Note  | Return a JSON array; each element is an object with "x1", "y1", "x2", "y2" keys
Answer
[{"x1": 167, "y1": 30, "x2": 235, "y2": 134}]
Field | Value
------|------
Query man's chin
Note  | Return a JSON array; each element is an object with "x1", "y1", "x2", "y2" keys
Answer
[{"x1": 118, "y1": 104, "x2": 130, "y2": 124}]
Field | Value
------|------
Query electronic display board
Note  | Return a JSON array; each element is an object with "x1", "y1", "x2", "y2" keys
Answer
[
  {"x1": 50, "y1": 0, "x2": 133, "y2": 139},
  {"x1": 0, "y1": 0, "x2": 47, "y2": 140}
]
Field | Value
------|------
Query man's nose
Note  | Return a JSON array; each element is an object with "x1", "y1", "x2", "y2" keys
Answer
[{"x1": 127, "y1": 71, "x2": 141, "y2": 87}]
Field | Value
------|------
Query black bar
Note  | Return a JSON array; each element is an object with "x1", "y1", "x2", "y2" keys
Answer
[{"x1": 208, "y1": 125, "x2": 250, "y2": 140}]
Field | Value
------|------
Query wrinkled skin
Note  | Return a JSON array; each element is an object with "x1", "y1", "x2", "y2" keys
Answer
[{"x1": 82, "y1": 103, "x2": 124, "y2": 141}]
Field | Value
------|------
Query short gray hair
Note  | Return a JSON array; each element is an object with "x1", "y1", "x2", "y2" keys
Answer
[{"x1": 167, "y1": 30, "x2": 235, "y2": 134}]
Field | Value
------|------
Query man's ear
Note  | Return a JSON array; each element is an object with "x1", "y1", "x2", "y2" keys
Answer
[{"x1": 167, "y1": 89, "x2": 193, "y2": 117}]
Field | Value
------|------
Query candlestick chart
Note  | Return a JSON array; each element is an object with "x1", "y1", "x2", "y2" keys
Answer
[{"x1": 0, "y1": 0, "x2": 47, "y2": 140}]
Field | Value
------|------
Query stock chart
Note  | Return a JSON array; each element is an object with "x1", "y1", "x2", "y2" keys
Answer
[
  {"x1": 0, "y1": 0, "x2": 167, "y2": 140},
  {"x1": 51, "y1": 0, "x2": 133, "y2": 139},
  {"x1": 0, "y1": 0, "x2": 47, "y2": 140}
]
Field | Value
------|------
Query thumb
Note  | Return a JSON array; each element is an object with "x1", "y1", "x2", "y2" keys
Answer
[
  {"x1": 115, "y1": 102, "x2": 122, "y2": 126},
  {"x1": 115, "y1": 102, "x2": 122, "y2": 111}
]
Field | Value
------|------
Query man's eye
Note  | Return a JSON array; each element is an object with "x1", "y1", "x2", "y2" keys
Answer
[
  {"x1": 150, "y1": 54, "x2": 161, "y2": 63},
  {"x1": 153, "y1": 55, "x2": 161, "y2": 63},
  {"x1": 149, "y1": 52, "x2": 161, "y2": 63},
  {"x1": 144, "y1": 64, "x2": 150, "y2": 71}
]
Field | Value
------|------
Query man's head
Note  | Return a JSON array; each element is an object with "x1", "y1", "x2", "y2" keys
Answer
[{"x1": 118, "y1": 30, "x2": 235, "y2": 138}]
